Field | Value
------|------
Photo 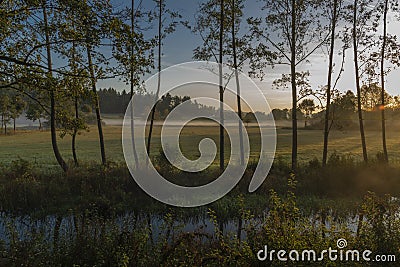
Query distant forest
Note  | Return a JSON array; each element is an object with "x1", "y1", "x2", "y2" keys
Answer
[
  {"x1": 98, "y1": 88, "x2": 217, "y2": 119},
  {"x1": 97, "y1": 88, "x2": 273, "y2": 123},
  {"x1": 2, "y1": 86, "x2": 400, "y2": 132}
]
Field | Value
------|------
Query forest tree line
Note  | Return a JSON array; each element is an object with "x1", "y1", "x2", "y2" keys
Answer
[
  {"x1": 96, "y1": 88, "x2": 218, "y2": 119},
  {"x1": 0, "y1": 88, "x2": 220, "y2": 130},
  {"x1": 3, "y1": 85, "x2": 400, "y2": 132}
]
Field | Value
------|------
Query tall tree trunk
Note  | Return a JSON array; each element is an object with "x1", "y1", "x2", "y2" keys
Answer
[
  {"x1": 290, "y1": 0, "x2": 297, "y2": 172},
  {"x1": 353, "y1": 0, "x2": 368, "y2": 163},
  {"x1": 130, "y1": 0, "x2": 140, "y2": 169},
  {"x1": 323, "y1": 0, "x2": 338, "y2": 166},
  {"x1": 86, "y1": 45, "x2": 106, "y2": 165},
  {"x1": 146, "y1": 0, "x2": 163, "y2": 166},
  {"x1": 232, "y1": 0, "x2": 244, "y2": 166},
  {"x1": 72, "y1": 43, "x2": 79, "y2": 167},
  {"x1": 219, "y1": 0, "x2": 225, "y2": 171},
  {"x1": 43, "y1": 2, "x2": 68, "y2": 172},
  {"x1": 13, "y1": 118, "x2": 16, "y2": 133},
  {"x1": 380, "y1": 0, "x2": 389, "y2": 162},
  {"x1": 72, "y1": 95, "x2": 79, "y2": 167}
]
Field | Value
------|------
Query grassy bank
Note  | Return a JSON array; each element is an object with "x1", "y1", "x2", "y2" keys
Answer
[
  {"x1": 0, "y1": 156, "x2": 398, "y2": 217},
  {"x1": 0, "y1": 155, "x2": 398, "y2": 266}
]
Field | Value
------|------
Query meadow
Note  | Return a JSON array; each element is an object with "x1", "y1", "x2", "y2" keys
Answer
[{"x1": 1, "y1": 124, "x2": 400, "y2": 167}]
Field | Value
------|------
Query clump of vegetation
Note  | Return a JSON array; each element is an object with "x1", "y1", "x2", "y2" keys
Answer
[{"x1": 1, "y1": 156, "x2": 400, "y2": 217}]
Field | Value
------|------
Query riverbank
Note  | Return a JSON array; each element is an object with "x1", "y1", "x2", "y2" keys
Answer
[{"x1": 0, "y1": 159, "x2": 398, "y2": 266}]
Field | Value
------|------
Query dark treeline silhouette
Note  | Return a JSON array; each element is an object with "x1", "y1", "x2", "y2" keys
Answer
[
  {"x1": 97, "y1": 88, "x2": 217, "y2": 120},
  {"x1": 97, "y1": 88, "x2": 135, "y2": 114}
]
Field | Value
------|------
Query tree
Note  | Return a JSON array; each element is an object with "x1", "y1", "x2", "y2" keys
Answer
[
  {"x1": 111, "y1": 0, "x2": 155, "y2": 169},
  {"x1": 83, "y1": 3, "x2": 108, "y2": 166},
  {"x1": 299, "y1": 99, "x2": 315, "y2": 128},
  {"x1": 249, "y1": 0, "x2": 328, "y2": 172},
  {"x1": 70, "y1": 46, "x2": 87, "y2": 167},
  {"x1": 323, "y1": 0, "x2": 343, "y2": 166},
  {"x1": 0, "y1": 0, "x2": 71, "y2": 171},
  {"x1": 147, "y1": 0, "x2": 180, "y2": 166},
  {"x1": 352, "y1": 0, "x2": 400, "y2": 162},
  {"x1": 57, "y1": 0, "x2": 114, "y2": 166},
  {"x1": 192, "y1": 0, "x2": 227, "y2": 171},
  {"x1": 0, "y1": 0, "x2": 106, "y2": 171},
  {"x1": 392, "y1": 96, "x2": 400, "y2": 109},
  {"x1": 10, "y1": 93, "x2": 26, "y2": 133},
  {"x1": 193, "y1": 0, "x2": 252, "y2": 170},
  {"x1": 0, "y1": 93, "x2": 11, "y2": 135},
  {"x1": 54, "y1": 0, "x2": 90, "y2": 167},
  {"x1": 330, "y1": 90, "x2": 357, "y2": 131},
  {"x1": 345, "y1": 0, "x2": 378, "y2": 163},
  {"x1": 146, "y1": 0, "x2": 164, "y2": 167},
  {"x1": 231, "y1": 0, "x2": 245, "y2": 166},
  {"x1": 361, "y1": 83, "x2": 391, "y2": 111},
  {"x1": 42, "y1": 0, "x2": 69, "y2": 172},
  {"x1": 218, "y1": 0, "x2": 225, "y2": 171},
  {"x1": 243, "y1": 112, "x2": 256, "y2": 126},
  {"x1": 58, "y1": 45, "x2": 90, "y2": 167},
  {"x1": 272, "y1": 108, "x2": 290, "y2": 120},
  {"x1": 26, "y1": 101, "x2": 45, "y2": 131},
  {"x1": 380, "y1": 0, "x2": 389, "y2": 162},
  {"x1": 376, "y1": 0, "x2": 400, "y2": 162}
]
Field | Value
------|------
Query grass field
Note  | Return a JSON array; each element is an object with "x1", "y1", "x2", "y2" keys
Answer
[{"x1": 1, "y1": 124, "x2": 400, "y2": 167}]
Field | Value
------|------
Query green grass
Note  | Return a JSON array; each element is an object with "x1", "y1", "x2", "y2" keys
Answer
[{"x1": 1, "y1": 125, "x2": 400, "y2": 167}]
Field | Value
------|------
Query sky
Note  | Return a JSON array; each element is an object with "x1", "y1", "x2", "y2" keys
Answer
[{"x1": 97, "y1": 0, "x2": 400, "y2": 110}]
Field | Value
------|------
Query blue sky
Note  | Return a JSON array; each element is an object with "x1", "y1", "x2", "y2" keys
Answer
[{"x1": 97, "y1": 0, "x2": 400, "y2": 110}]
